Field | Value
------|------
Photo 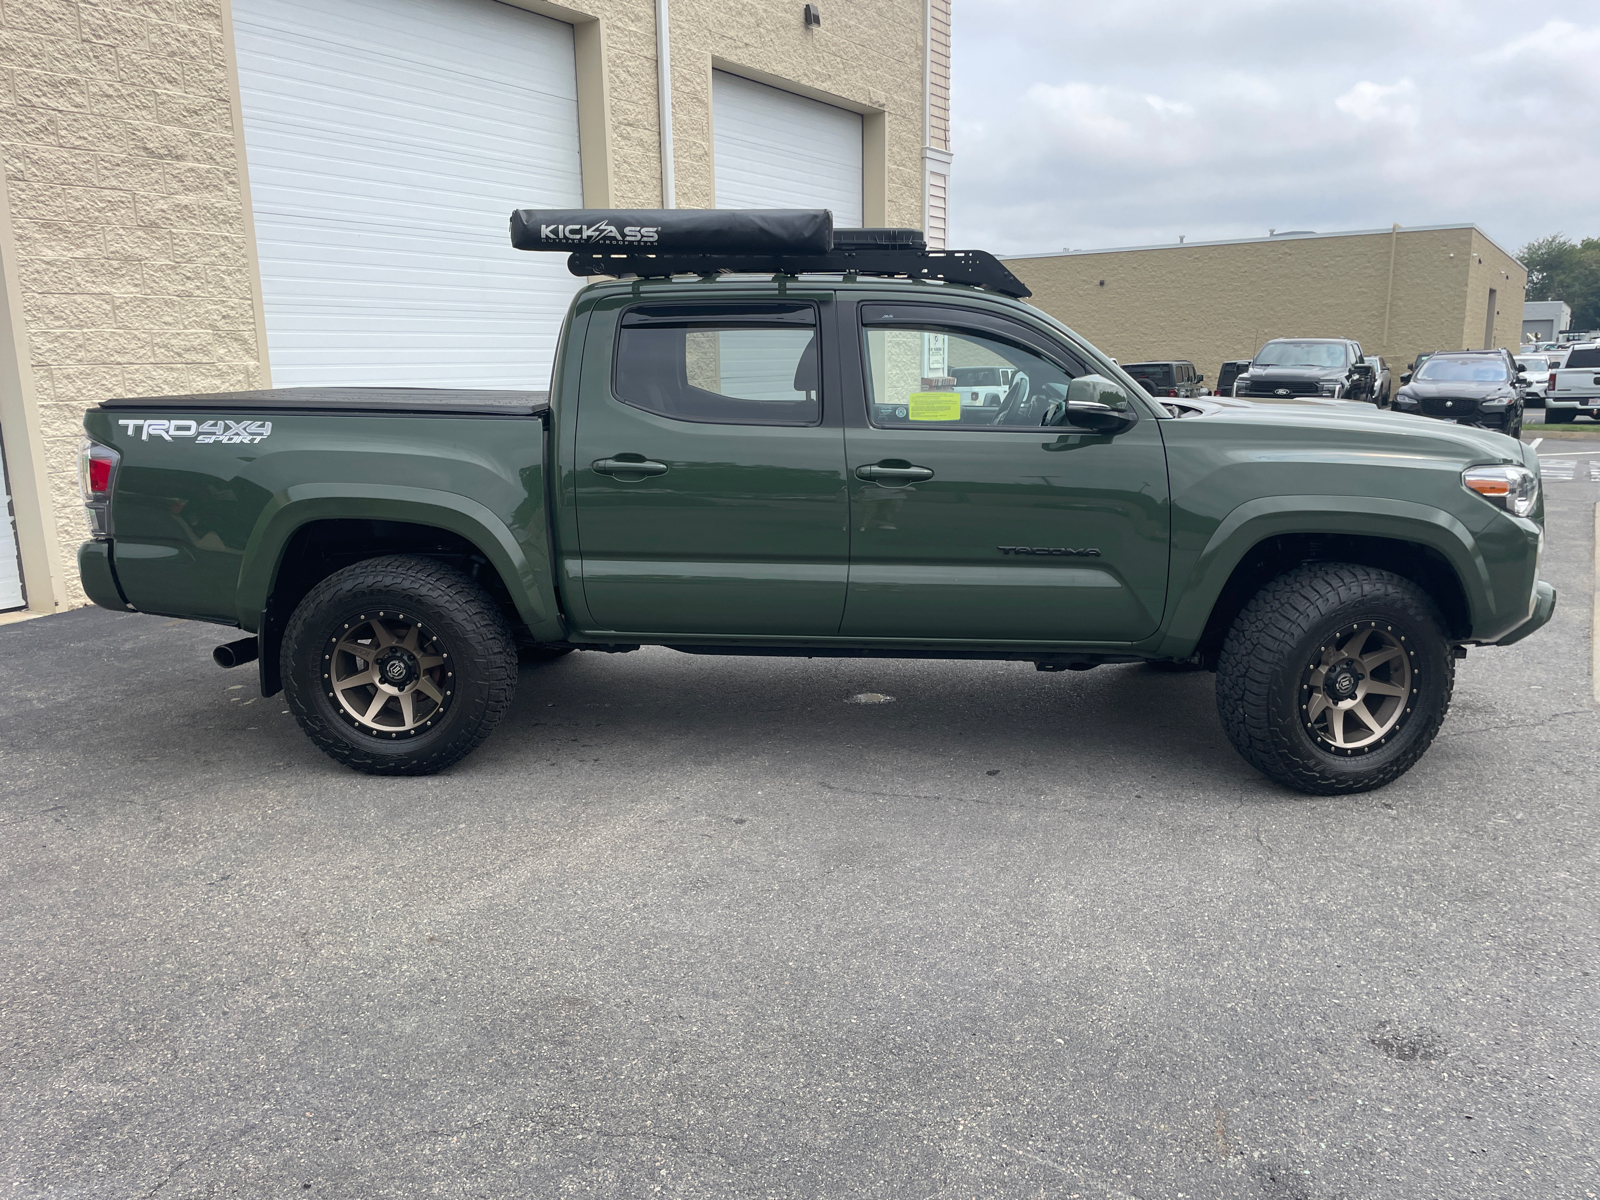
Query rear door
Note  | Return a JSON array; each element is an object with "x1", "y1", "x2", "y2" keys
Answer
[
  {"x1": 571, "y1": 295, "x2": 851, "y2": 636},
  {"x1": 839, "y1": 302, "x2": 1171, "y2": 643}
]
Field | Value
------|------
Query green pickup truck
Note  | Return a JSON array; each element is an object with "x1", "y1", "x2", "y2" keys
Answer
[{"x1": 77, "y1": 210, "x2": 1553, "y2": 794}]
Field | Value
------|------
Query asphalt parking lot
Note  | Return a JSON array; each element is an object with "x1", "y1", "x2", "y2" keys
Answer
[{"x1": 3, "y1": 468, "x2": 1597, "y2": 1199}]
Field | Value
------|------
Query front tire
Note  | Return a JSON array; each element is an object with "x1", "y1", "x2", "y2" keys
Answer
[
  {"x1": 1216, "y1": 564, "x2": 1454, "y2": 795},
  {"x1": 282, "y1": 555, "x2": 518, "y2": 775}
]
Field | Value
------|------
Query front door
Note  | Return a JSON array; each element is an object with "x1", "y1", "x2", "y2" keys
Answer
[
  {"x1": 841, "y1": 303, "x2": 1170, "y2": 643},
  {"x1": 573, "y1": 296, "x2": 850, "y2": 636}
]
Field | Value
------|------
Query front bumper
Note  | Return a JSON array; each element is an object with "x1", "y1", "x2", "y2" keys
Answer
[{"x1": 1493, "y1": 580, "x2": 1557, "y2": 647}]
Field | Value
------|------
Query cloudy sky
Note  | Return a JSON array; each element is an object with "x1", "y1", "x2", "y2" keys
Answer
[{"x1": 949, "y1": 0, "x2": 1600, "y2": 259}]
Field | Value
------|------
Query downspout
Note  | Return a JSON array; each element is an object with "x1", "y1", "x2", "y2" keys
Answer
[
  {"x1": 1381, "y1": 222, "x2": 1399, "y2": 350},
  {"x1": 655, "y1": 0, "x2": 675, "y2": 208}
]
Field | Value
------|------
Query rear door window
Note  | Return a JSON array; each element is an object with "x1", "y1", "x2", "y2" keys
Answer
[{"x1": 615, "y1": 303, "x2": 821, "y2": 426}]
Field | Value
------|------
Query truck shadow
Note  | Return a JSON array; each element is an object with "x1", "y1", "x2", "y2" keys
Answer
[{"x1": 474, "y1": 646, "x2": 1251, "y2": 792}]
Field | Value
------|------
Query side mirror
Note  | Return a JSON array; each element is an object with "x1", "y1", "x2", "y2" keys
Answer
[
  {"x1": 1047, "y1": 374, "x2": 1138, "y2": 433},
  {"x1": 1195, "y1": 373, "x2": 1205, "y2": 382},
  {"x1": 1352, "y1": 362, "x2": 1375, "y2": 377},
  {"x1": 1400, "y1": 371, "x2": 1413, "y2": 385}
]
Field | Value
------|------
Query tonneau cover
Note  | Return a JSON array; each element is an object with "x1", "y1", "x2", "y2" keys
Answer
[{"x1": 98, "y1": 387, "x2": 549, "y2": 416}]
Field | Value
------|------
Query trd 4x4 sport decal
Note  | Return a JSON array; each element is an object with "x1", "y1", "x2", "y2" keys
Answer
[{"x1": 118, "y1": 418, "x2": 272, "y2": 444}]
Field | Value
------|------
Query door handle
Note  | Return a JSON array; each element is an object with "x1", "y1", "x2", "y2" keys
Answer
[
  {"x1": 855, "y1": 463, "x2": 934, "y2": 484},
  {"x1": 593, "y1": 457, "x2": 669, "y2": 478}
]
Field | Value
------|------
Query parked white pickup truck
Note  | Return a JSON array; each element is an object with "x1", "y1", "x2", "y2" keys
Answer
[{"x1": 1546, "y1": 344, "x2": 1600, "y2": 423}]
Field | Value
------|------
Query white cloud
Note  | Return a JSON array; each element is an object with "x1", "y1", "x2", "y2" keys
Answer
[
  {"x1": 1334, "y1": 80, "x2": 1417, "y2": 125},
  {"x1": 949, "y1": 1, "x2": 1600, "y2": 257}
]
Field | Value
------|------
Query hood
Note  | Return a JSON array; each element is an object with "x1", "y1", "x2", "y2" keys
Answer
[
  {"x1": 1242, "y1": 365, "x2": 1346, "y2": 381},
  {"x1": 1163, "y1": 395, "x2": 1525, "y2": 461},
  {"x1": 1398, "y1": 380, "x2": 1516, "y2": 399}
]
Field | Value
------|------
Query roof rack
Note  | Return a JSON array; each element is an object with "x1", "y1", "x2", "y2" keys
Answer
[{"x1": 508, "y1": 208, "x2": 1032, "y2": 299}]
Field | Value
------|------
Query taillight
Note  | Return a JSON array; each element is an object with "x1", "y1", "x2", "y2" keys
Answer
[
  {"x1": 1166, "y1": 388, "x2": 1178, "y2": 397},
  {"x1": 1548, "y1": 372, "x2": 1556, "y2": 391},
  {"x1": 79, "y1": 439, "x2": 120, "y2": 537}
]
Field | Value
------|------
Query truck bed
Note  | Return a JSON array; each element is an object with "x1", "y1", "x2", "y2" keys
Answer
[{"x1": 99, "y1": 387, "x2": 550, "y2": 416}]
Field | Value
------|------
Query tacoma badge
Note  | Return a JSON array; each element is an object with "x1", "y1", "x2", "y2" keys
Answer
[{"x1": 998, "y1": 546, "x2": 1101, "y2": 556}]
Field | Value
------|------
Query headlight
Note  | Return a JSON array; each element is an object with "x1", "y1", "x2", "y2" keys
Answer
[
  {"x1": 1319, "y1": 381, "x2": 1342, "y2": 396},
  {"x1": 1463, "y1": 464, "x2": 1538, "y2": 517}
]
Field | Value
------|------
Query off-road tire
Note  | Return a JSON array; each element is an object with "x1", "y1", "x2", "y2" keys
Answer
[
  {"x1": 1216, "y1": 563, "x2": 1454, "y2": 795},
  {"x1": 282, "y1": 555, "x2": 517, "y2": 775}
]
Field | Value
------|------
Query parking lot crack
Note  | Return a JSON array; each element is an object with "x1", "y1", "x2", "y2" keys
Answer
[
  {"x1": 818, "y1": 781, "x2": 1035, "y2": 810},
  {"x1": 1437, "y1": 709, "x2": 1589, "y2": 738}
]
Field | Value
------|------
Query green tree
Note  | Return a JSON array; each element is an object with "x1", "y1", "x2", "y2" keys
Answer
[{"x1": 1519, "y1": 234, "x2": 1600, "y2": 332}]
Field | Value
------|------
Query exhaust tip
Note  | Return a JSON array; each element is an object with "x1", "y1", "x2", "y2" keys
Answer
[{"x1": 213, "y1": 637, "x2": 259, "y2": 669}]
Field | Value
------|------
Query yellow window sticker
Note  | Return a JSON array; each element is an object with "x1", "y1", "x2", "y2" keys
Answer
[{"x1": 908, "y1": 391, "x2": 961, "y2": 422}]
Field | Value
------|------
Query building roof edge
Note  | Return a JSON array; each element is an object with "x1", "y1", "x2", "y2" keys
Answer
[{"x1": 1002, "y1": 223, "x2": 1525, "y2": 267}]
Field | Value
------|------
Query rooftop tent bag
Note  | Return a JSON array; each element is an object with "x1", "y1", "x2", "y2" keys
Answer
[{"x1": 510, "y1": 208, "x2": 833, "y2": 255}]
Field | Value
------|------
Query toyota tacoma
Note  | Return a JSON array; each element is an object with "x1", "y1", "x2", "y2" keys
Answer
[{"x1": 77, "y1": 209, "x2": 1554, "y2": 794}]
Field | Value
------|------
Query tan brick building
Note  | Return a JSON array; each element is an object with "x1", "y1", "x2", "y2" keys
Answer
[
  {"x1": 1003, "y1": 224, "x2": 1527, "y2": 391},
  {"x1": 0, "y1": 0, "x2": 952, "y2": 616}
]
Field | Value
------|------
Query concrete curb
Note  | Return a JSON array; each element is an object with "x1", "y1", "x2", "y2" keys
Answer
[{"x1": 1594, "y1": 502, "x2": 1599, "y2": 705}]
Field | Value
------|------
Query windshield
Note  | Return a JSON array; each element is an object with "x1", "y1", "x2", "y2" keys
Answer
[
  {"x1": 951, "y1": 366, "x2": 1005, "y2": 387},
  {"x1": 1415, "y1": 357, "x2": 1508, "y2": 383},
  {"x1": 1515, "y1": 357, "x2": 1548, "y2": 372},
  {"x1": 1252, "y1": 341, "x2": 1348, "y2": 369}
]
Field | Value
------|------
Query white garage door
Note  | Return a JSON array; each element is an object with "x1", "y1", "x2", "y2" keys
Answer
[
  {"x1": 232, "y1": 0, "x2": 584, "y2": 389},
  {"x1": 0, "y1": 436, "x2": 23, "y2": 610},
  {"x1": 712, "y1": 72, "x2": 863, "y2": 228}
]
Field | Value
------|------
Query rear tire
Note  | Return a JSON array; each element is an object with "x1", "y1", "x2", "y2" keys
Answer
[
  {"x1": 282, "y1": 555, "x2": 518, "y2": 775},
  {"x1": 1545, "y1": 408, "x2": 1573, "y2": 424},
  {"x1": 1216, "y1": 564, "x2": 1454, "y2": 795}
]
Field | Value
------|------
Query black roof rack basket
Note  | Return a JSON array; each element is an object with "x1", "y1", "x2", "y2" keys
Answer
[{"x1": 509, "y1": 208, "x2": 1031, "y2": 299}]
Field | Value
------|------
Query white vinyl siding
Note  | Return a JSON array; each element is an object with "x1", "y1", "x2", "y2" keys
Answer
[
  {"x1": 712, "y1": 71, "x2": 863, "y2": 227},
  {"x1": 232, "y1": 0, "x2": 584, "y2": 389},
  {"x1": 0, "y1": 435, "x2": 23, "y2": 610},
  {"x1": 926, "y1": 172, "x2": 948, "y2": 249}
]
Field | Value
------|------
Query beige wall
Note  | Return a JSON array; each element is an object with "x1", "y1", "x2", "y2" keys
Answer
[
  {"x1": 517, "y1": 0, "x2": 926, "y2": 220},
  {"x1": 0, "y1": 0, "x2": 928, "y2": 610},
  {"x1": 1006, "y1": 226, "x2": 1528, "y2": 382},
  {"x1": 1464, "y1": 228, "x2": 1526, "y2": 354},
  {"x1": 0, "y1": 0, "x2": 266, "y2": 609}
]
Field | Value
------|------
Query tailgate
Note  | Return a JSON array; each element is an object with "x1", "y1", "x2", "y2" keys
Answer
[{"x1": 1552, "y1": 369, "x2": 1600, "y2": 396}]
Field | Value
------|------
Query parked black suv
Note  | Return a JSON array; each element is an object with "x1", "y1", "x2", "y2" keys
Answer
[
  {"x1": 1216, "y1": 359, "x2": 1252, "y2": 397},
  {"x1": 1392, "y1": 348, "x2": 1526, "y2": 439},
  {"x1": 1232, "y1": 338, "x2": 1377, "y2": 401},
  {"x1": 1124, "y1": 360, "x2": 1205, "y2": 398}
]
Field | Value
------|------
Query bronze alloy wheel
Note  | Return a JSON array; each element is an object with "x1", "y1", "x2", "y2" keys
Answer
[
  {"x1": 324, "y1": 611, "x2": 454, "y2": 738},
  {"x1": 1300, "y1": 621, "x2": 1416, "y2": 755}
]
